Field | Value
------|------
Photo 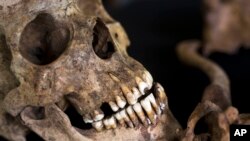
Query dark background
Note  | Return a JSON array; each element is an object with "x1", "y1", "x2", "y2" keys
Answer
[{"x1": 1, "y1": 0, "x2": 250, "y2": 140}]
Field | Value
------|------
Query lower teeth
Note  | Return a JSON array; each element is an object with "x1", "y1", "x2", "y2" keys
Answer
[{"x1": 92, "y1": 90, "x2": 166, "y2": 131}]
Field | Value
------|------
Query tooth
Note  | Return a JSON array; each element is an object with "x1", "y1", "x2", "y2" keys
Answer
[
  {"x1": 92, "y1": 121, "x2": 103, "y2": 131},
  {"x1": 116, "y1": 95, "x2": 126, "y2": 108},
  {"x1": 140, "y1": 98, "x2": 157, "y2": 125},
  {"x1": 133, "y1": 103, "x2": 148, "y2": 126},
  {"x1": 103, "y1": 119, "x2": 110, "y2": 129},
  {"x1": 143, "y1": 71, "x2": 153, "y2": 89},
  {"x1": 147, "y1": 93, "x2": 162, "y2": 115},
  {"x1": 109, "y1": 101, "x2": 119, "y2": 112},
  {"x1": 92, "y1": 110, "x2": 104, "y2": 121},
  {"x1": 155, "y1": 83, "x2": 168, "y2": 110},
  {"x1": 83, "y1": 114, "x2": 93, "y2": 123},
  {"x1": 114, "y1": 112, "x2": 126, "y2": 127},
  {"x1": 132, "y1": 87, "x2": 141, "y2": 99},
  {"x1": 109, "y1": 73, "x2": 120, "y2": 82},
  {"x1": 109, "y1": 116, "x2": 117, "y2": 129},
  {"x1": 121, "y1": 84, "x2": 137, "y2": 105},
  {"x1": 103, "y1": 117, "x2": 117, "y2": 129},
  {"x1": 120, "y1": 110, "x2": 134, "y2": 128},
  {"x1": 126, "y1": 106, "x2": 140, "y2": 127},
  {"x1": 135, "y1": 77, "x2": 149, "y2": 95}
]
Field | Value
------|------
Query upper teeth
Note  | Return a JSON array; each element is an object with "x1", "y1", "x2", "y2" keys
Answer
[
  {"x1": 135, "y1": 76, "x2": 149, "y2": 95},
  {"x1": 143, "y1": 71, "x2": 153, "y2": 89},
  {"x1": 89, "y1": 73, "x2": 167, "y2": 131},
  {"x1": 121, "y1": 84, "x2": 137, "y2": 105},
  {"x1": 109, "y1": 101, "x2": 119, "y2": 112},
  {"x1": 116, "y1": 95, "x2": 126, "y2": 108}
]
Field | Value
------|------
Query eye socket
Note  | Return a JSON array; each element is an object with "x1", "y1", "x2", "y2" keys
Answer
[
  {"x1": 19, "y1": 13, "x2": 70, "y2": 65},
  {"x1": 92, "y1": 18, "x2": 115, "y2": 59}
]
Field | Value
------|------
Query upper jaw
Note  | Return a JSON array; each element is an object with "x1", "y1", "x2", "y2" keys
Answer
[{"x1": 82, "y1": 70, "x2": 168, "y2": 131}]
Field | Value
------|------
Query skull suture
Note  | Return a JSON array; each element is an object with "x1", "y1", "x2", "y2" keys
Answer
[{"x1": 0, "y1": 0, "x2": 181, "y2": 140}]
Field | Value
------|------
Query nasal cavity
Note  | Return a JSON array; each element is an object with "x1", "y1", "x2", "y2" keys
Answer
[
  {"x1": 92, "y1": 18, "x2": 115, "y2": 59},
  {"x1": 19, "y1": 13, "x2": 70, "y2": 65}
]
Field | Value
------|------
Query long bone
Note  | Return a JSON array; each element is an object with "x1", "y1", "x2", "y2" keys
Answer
[{"x1": 177, "y1": 40, "x2": 232, "y2": 141}]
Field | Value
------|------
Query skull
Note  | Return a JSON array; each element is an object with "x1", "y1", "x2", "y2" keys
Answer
[{"x1": 0, "y1": 0, "x2": 181, "y2": 140}]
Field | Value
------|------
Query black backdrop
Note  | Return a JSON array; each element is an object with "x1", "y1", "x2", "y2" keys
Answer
[{"x1": 1, "y1": 0, "x2": 250, "y2": 140}]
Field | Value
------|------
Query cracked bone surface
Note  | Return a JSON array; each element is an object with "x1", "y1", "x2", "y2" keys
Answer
[{"x1": 0, "y1": 0, "x2": 181, "y2": 140}]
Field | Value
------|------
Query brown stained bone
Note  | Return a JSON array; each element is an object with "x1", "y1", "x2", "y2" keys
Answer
[
  {"x1": 20, "y1": 105, "x2": 92, "y2": 141},
  {"x1": 0, "y1": 34, "x2": 29, "y2": 141},
  {"x1": 177, "y1": 40, "x2": 250, "y2": 141},
  {"x1": 0, "y1": 0, "x2": 145, "y2": 118},
  {"x1": 20, "y1": 104, "x2": 182, "y2": 141},
  {"x1": 203, "y1": 0, "x2": 250, "y2": 54},
  {"x1": 0, "y1": 0, "x2": 182, "y2": 140},
  {"x1": 177, "y1": 40, "x2": 231, "y2": 110}
]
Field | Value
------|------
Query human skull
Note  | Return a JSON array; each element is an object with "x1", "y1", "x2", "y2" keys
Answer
[{"x1": 0, "y1": 0, "x2": 181, "y2": 140}]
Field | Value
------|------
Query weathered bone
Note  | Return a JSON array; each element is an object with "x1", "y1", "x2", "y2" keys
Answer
[
  {"x1": 177, "y1": 40, "x2": 250, "y2": 141},
  {"x1": 203, "y1": 0, "x2": 250, "y2": 54},
  {"x1": 0, "y1": 35, "x2": 29, "y2": 141},
  {"x1": 0, "y1": 0, "x2": 181, "y2": 140}
]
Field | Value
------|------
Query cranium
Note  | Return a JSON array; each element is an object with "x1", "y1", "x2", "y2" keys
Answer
[{"x1": 0, "y1": 0, "x2": 181, "y2": 140}]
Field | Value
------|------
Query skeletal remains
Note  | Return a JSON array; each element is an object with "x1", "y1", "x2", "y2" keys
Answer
[{"x1": 0, "y1": 0, "x2": 249, "y2": 141}]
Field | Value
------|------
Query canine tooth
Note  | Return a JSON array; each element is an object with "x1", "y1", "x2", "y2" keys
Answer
[
  {"x1": 92, "y1": 110, "x2": 104, "y2": 121},
  {"x1": 133, "y1": 103, "x2": 148, "y2": 126},
  {"x1": 140, "y1": 98, "x2": 157, "y2": 124},
  {"x1": 126, "y1": 106, "x2": 140, "y2": 127},
  {"x1": 135, "y1": 77, "x2": 149, "y2": 95},
  {"x1": 109, "y1": 73, "x2": 120, "y2": 82},
  {"x1": 143, "y1": 71, "x2": 153, "y2": 89},
  {"x1": 147, "y1": 93, "x2": 162, "y2": 115},
  {"x1": 121, "y1": 84, "x2": 137, "y2": 105},
  {"x1": 83, "y1": 115, "x2": 93, "y2": 123},
  {"x1": 120, "y1": 110, "x2": 134, "y2": 128},
  {"x1": 92, "y1": 121, "x2": 103, "y2": 131},
  {"x1": 114, "y1": 112, "x2": 126, "y2": 127},
  {"x1": 109, "y1": 101, "x2": 119, "y2": 112},
  {"x1": 116, "y1": 95, "x2": 126, "y2": 108},
  {"x1": 132, "y1": 87, "x2": 141, "y2": 99},
  {"x1": 155, "y1": 83, "x2": 168, "y2": 110}
]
